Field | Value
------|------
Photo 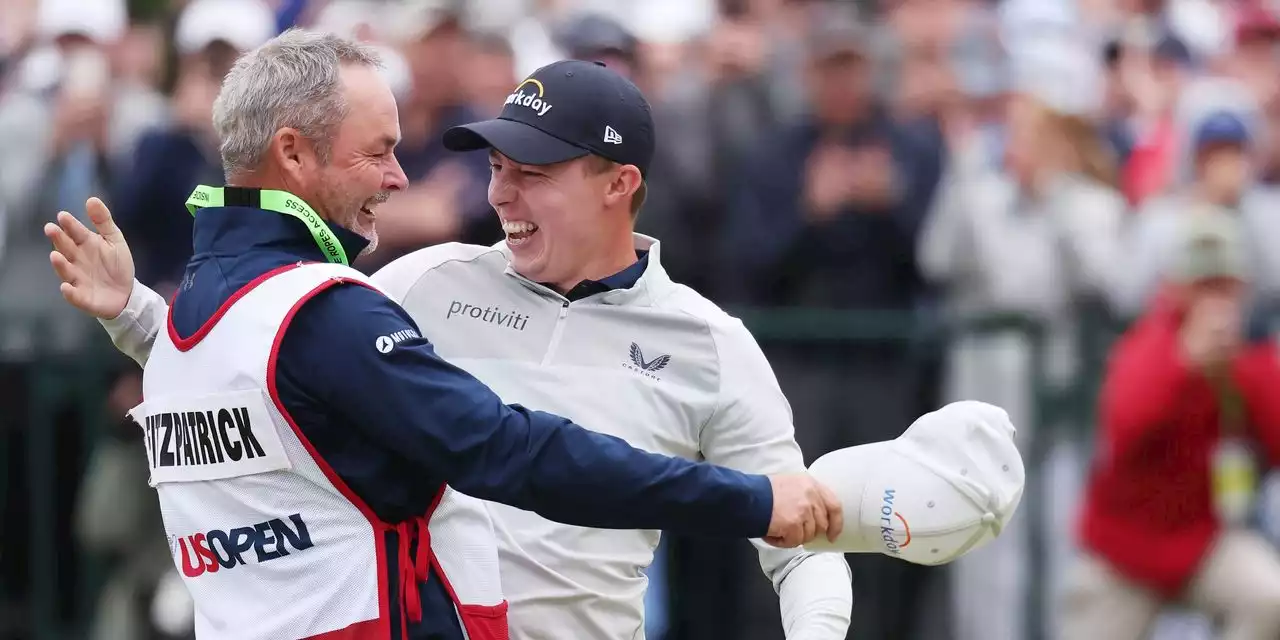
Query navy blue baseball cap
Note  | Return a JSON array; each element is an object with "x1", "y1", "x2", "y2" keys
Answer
[{"x1": 442, "y1": 59, "x2": 655, "y2": 176}]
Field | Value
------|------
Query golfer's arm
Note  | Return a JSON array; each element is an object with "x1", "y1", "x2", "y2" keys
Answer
[
  {"x1": 699, "y1": 322, "x2": 851, "y2": 639},
  {"x1": 300, "y1": 285, "x2": 774, "y2": 538},
  {"x1": 98, "y1": 279, "x2": 168, "y2": 367}
]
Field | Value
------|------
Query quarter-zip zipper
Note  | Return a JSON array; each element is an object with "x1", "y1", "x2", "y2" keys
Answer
[
  {"x1": 541, "y1": 300, "x2": 570, "y2": 366},
  {"x1": 503, "y1": 268, "x2": 576, "y2": 366}
]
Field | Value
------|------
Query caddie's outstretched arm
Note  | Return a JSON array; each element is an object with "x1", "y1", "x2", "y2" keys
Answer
[{"x1": 283, "y1": 284, "x2": 776, "y2": 538}]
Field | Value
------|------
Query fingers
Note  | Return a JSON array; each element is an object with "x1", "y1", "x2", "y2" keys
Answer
[
  {"x1": 763, "y1": 475, "x2": 842, "y2": 549},
  {"x1": 772, "y1": 534, "x2": 802, "y2": 549},
  {"x1": 811, "y1": 493, "x2": 829, "y2": 542},
  {"x1": 44, "y1": 221, "x2": 83, "y2": 263},
  {"x1": 53, "y1": 251, "x2": 91, "y2": 311},
  {"x1": 764, "y1": 518, "x2": 806, "y2": 548},
  {"x1": 59, "y1": 281, "x2": 87, "y2": 309},
  {"x1": 52, "y1": 254, "x2": 102, "y2": 316},
  {"x1": 819, "y1": 483, "x2": 844, "y2": 542},
  {"x1": 85, "y1": 197, "x2": 123, "y2": 242},
  {"x1": 50, "y1": 250, "x2": 86, "y2": 287},
  {"x1": 55, "y1": 209, "x2": 94, "y2": 246}
]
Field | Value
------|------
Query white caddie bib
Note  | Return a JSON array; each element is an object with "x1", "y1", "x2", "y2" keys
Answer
[{"x1": 131, "y1": 262, "x2": 507, "y2": 640}]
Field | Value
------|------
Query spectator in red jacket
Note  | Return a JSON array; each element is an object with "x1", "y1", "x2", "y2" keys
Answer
[{"x1": 1063, "y1": 211, "x2": 1280, "y2": 640}]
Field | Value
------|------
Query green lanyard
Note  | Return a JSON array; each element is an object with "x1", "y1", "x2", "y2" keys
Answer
[{"x1": 185, "y1": 185, "x2": 349, "y2": 266}]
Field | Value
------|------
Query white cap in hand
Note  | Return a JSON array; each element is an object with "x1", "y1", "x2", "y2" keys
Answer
[{"x1": 805, "y1": 401, "x2": 1024, "y2": 564}]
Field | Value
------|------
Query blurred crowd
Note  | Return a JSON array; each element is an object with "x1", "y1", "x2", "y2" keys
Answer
[{"x1": 8, "y1": 0, "x2": 1280, "y2": 638}]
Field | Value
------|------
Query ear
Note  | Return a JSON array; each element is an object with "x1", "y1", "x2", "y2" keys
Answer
[
  {"x1": 270, "y1": 128, "x2": 314, "y2": 182},
  {"x1": 604, "y1": 164, "x2": 643, "y2": 210}
]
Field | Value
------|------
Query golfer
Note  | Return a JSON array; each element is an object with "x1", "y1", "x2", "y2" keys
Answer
[{"x1": 44, "y1": 30, "x2": 842, "y2": 640}]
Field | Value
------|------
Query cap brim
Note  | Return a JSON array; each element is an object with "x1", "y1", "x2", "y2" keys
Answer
[
  {"x1": 804, "y1": 441, "x2": 997, "y2": 565},
  {"x1": 443, "y1": 118, "x2": 590, "y2": 166}
]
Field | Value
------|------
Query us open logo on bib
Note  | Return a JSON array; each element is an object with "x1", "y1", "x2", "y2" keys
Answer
[{"x1": 130, "y1": 389, "x2": 292, "y2": 485}]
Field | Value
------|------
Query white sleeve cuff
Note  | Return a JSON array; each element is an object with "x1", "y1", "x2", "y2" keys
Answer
[
  {"x1": 774, "y1": 550, "x2": 853, "y2": 640},
  {"x1": 98, "y1": 279, "x2": 167, "y2": 367}
]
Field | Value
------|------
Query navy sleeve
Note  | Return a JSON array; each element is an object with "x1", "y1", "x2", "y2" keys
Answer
[{"x1": 280, "y1": 283, "x2": 774, "y2": 538}]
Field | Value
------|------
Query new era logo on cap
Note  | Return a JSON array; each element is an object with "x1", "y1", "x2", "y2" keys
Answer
[{"x1": 442, "y1": 59, "x2": 655, "y2": 176}]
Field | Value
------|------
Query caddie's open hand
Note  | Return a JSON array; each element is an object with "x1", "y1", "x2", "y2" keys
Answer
[
  {"x1": 43, "y1": 197, "x2": 135, "y2": 319},
  {"x1": 764, "y1": 473, "x2": 844, "y2": 548}
]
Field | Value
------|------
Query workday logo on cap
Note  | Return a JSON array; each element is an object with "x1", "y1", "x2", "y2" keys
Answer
[
  {"x1": 878, "y1": 488, "x2": 912, "y2": 554},
  {"x1": 504, "y1": 78, "x2": 554, "y2": 117}
]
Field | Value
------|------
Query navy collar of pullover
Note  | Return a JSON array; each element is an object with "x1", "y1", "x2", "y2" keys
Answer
[
  {"x1": 191, "y1": 202, "x2": 370, "y2": 265},
  {"x1": 556, "y1": 250, "x2": 649, "y2": 301}
]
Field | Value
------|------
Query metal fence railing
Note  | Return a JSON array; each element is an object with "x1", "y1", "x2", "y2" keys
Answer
[{"x1": 4, "y1": 306, "x2": 1126, "y2": 640}]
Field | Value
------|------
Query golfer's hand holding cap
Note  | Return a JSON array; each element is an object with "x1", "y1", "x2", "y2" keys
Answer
[
  {"x1": 804, "y1": 401, "x2": 1024, "y2": 564},
  {"x1": 764, "y1": 474, "x2": 845, "y2": 548}
]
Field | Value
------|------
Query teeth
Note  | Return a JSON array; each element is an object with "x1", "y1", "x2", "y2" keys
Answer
[{"x1": 502, "y1": 220, "x2": 538, "y2": 234}]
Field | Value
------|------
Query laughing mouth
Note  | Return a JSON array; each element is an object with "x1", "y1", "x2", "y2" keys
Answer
[
  {"x1": 360, "y1": 192, "x2": 390, "y2": 220},
  {"x1": 502, "y1": 220, "x2": 538, "y2": 246}
]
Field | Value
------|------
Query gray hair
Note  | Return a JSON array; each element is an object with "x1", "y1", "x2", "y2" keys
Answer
[{"x1": 212, "y1": 28, "x2": 383, "y2": 177}]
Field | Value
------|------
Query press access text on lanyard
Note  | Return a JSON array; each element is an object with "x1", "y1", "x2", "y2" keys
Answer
[{"x1": 185, "y1": 185, "x2": 349, "y2": 267}]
